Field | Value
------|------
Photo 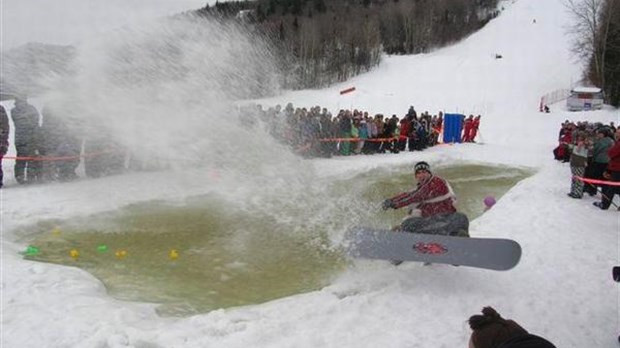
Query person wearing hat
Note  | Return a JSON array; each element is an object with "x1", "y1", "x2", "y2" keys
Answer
[
  {"x1": 594, "y1": 127, "x2": 620, "y2": 210},
  {"x1": 468, "y1": 307, "x2": 556, "y2": 348},
  {"x1": 382, "y1": 161, "x2": 469, "y2": 236},
  {"x1": 584, "y1": 127, "x2": 614, "y2": 196}
]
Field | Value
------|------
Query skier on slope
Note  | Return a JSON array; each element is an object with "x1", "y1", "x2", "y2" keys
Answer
[{"x1": 381, "y1": 161, "x2": 469, "y2": 236}]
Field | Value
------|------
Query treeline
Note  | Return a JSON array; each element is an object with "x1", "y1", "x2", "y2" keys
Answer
[
  {"x1": 588, "y1": 0, "x2": 620, "y2": 107},
  {"x1": 196, "y1": 0, "x2": 499, "y2": 89}
]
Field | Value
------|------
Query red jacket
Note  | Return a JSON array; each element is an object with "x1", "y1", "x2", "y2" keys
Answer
[
  {"x1": 607, "y1": 140, "x2": 620, "y2": 172},
  {"x1": 388, "y1": 175, "x2": 457, "y2": 217},
  {"x1": 399, "y1": 119, "x2": 411, "y2": 137}
]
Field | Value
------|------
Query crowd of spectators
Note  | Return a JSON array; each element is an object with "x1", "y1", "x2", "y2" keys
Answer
[
  {"x1": 0, "y1": 98, "x2": 483, "y2": 188},
  {"x1": 553, "y1": 119, "x2": 620, "y2": 209},
  {"x1": 243, "y1": 102, "x2": 481, "y2": 159},
  {"x1": 0, "y1": 98, "x2": 126, "y2": 188}
]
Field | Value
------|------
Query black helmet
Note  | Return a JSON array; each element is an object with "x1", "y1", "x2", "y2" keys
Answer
[{"x1": 414, "y1": 161, "x2": 431, "y2": 174}]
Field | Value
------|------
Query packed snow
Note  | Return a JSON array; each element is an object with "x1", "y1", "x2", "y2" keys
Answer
[{"x1": 1, "y1": 0, "x2": 619, "y2": 347}]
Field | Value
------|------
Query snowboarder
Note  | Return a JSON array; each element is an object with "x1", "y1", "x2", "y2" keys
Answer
[
  {"x1": 382, "y1": 161, "x2": 469, "y2": 236},
  {"x1": 468, "y1": 307, "x2": 556, "y2": 348}
]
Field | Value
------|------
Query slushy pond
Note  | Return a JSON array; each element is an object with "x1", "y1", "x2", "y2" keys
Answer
[{"x1": 23, "y1": 164, "x2": 531, "y2": 316}]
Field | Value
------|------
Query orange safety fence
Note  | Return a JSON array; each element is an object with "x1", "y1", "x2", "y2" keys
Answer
[
  {"x1": 573, "y1": 176, "x2": 620, "y2": 187},
  {"x1": 2, "y1": 149, "x2": 121, "y2": 162},
  {"x1": 318, "y1": 136, "x2": 405, "y2": 143}
]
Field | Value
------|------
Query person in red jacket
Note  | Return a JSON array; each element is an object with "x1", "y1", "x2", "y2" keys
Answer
[
  {"x1": 462, "y1": 115, "x2": 474, "y2": 142},
  {"x1": 382, "y1": 161, "x2": 469, "y2": 236},
  {"x1": 469, "y1": 115, "x2": 481, "y2": 142},
  {"x1": 593, "y1": 128, "x2": 620, "y2": 210},
  {"x1": 398, "y1": 117, "x2": 411, "y2": 151}
]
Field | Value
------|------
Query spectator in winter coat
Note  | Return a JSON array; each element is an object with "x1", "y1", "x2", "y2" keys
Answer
[
  {"x1": 584, "y1": 128, "x2": 614, "y2": 195},
  {"x1": 355, "y1": 119, "x2": 368, "y2": 155},
  {"x1": 468, "y1": 307, "x2": 556, "y2": 348},
  {"x1": 462, "y1": 115, "x2": 474, "y2": 142},
  {"x1": 337, "y1": 110, "x2": 352, "y2": 156},
  {"x1": 593, "y1": 128, "x2": 620, "y2": 210},
  {"x1": 398, "y1": 117, "x2": 411, "y2": 151},
  {"x1": 553, "y1": 124, "x2": 573, "y2": 162},
  {"x1": 39, "y1": 106, "x2": 81, "y2": 182},
  {"x1": 382, "y1": 161, "x2": 469, "y2": 236},
  {"x1": 469, "y1": 115, "x2": 481, "y2": 142},
  {"x1": 10, "y1": 97, "x2": 41, "y2": 184},
  {"x1": 567, "y1": 133, "x2": 588, "y2": 198},
  {"x1": 0, "y1": 105, "x2": 9, "y2": 188}
]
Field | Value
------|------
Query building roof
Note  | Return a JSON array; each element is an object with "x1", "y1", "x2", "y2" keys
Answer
[{"x1": 571, "y1": 86, "x2": 602, "y2": 93}]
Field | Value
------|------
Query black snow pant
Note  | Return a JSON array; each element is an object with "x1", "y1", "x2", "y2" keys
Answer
[
  {"x1": 584, "y1": 161, "x2": 608, "y2": 195},
  {"x1": 400, "y1": 212, "x2": 469, "y2": 237},
  {"x1": 600, "y1": 170, "x2": 620, "y2": 209}
]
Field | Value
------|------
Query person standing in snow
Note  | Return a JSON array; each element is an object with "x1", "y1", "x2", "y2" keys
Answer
[
  {"x1": 462, "y1": 115, "x2": 474, "y2": 142},
  {"x1": 567, "y1": 133, "x2": 588, "y2": 199},
  {"x1": 10, "y1": 97, "x2": 41, "y2": 184},
  {"x1": 39, "y1": 106, "x2": 81, "y2": 182},
  {"x1": 584, "y1": 128, "x2": 614, "y2": 196},
  {"x1": 0, "y1": 105, "x2": 9, "y2": 188},
  {"x1": 467, "y1": 307, "x2": 556, "y2": 348},
  {"x1": 469, "y1": 115, "x2": 481, "y2": 142},
  {"x1": 593, "y1": 127, "x2": 620, "y2": 210},
  {"x1": 382, "y1": 161, "x2": 469, "y2": 236}
]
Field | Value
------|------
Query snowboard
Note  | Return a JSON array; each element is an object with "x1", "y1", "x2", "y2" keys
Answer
[{"x1": 344, "y1": 227, "x2": 521, "y2": 271}]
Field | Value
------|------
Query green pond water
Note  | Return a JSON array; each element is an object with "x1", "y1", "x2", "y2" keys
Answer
[{"x1": 23, "y1": 164, "x2": 531, "y2": 316}]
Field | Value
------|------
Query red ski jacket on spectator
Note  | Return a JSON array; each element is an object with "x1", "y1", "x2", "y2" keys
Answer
[
  {"x1": 462, "y1": 119, "x2": 473, "y2": 141},
  {"x1": 399, "y1": 119, "x2": 411, "y2": 137},
  {"x1": 469, "y1": 118, "x2": 480, "y2": 140},
  {"x1": 388, "y1": 175, "x2": 457, "y2": 217},
  {"x1": 607, "y1": 140, "x2": 620, "y2": 172}
]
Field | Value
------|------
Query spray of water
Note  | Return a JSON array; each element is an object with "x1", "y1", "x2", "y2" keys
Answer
[
  {"x1": 37, "y1": 15, "x2": 284, "y2": 168},
  {"x1": 17, "y1": 13, "x2": 370, "y2": 242}
]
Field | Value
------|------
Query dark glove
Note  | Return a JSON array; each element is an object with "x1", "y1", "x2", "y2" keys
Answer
[{"x1": 382, "y1": 199, "x2": 393, "y2": 210}]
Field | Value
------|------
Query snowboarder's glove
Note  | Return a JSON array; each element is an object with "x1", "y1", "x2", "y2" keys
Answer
[{"x1": 382, "y1": 199, "x2": 393, "y2": 210}]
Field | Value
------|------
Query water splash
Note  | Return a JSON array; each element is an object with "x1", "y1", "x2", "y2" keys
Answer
[{"x1": 38, "y1": 14, "x2": 289, "y2": 175}]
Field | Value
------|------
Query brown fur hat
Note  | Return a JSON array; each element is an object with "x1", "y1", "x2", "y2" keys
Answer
[{"x1": 468, "y1": 307, "x2": 529, "y2": 348}]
